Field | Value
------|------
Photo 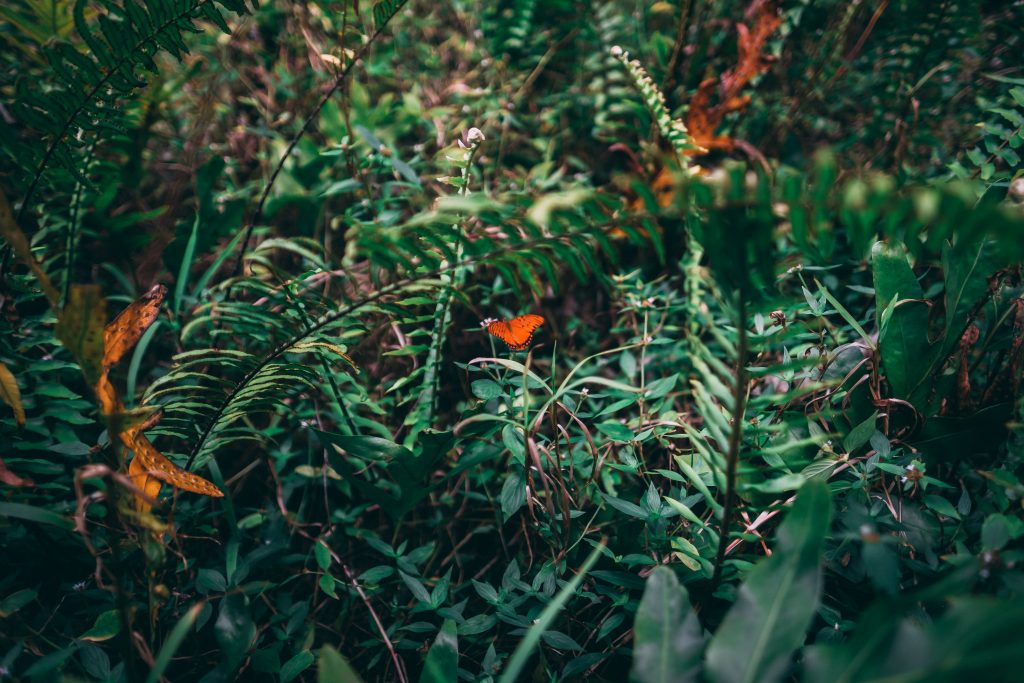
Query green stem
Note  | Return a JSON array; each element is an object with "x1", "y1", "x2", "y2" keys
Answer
[{"x1": 711, "y1": 295, "x2": 749, "y2": 587}]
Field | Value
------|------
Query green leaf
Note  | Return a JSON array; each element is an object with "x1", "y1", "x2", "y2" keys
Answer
[
  {"x1": 471, "y1": 379, "x2": 502, "y2": 400},
  {"x1": 597, "y1": 421, "x2": 635, "y2": 442},
  {"x1": 842, "y1": 412, "x2": 877, "y2": 454},
  {"x1": 923, "y1": 494, "x2": 960, "y2": 520},
  {"x1": 174, "y1": 214, "x2": 200, "y2": 315},
  {"x1": 315, "y1": 541, "x2": 332, "y2": 570},
  {"x1": 925, "y1": 240, "x2": 1001, "y2": 376},
  {"x1": 0, "y1": 502, "x2": 73, "y2": 530},
  {"x1": 80, "y1": 609, "x2": 121, "y2": 642},
  {"x1": 541, "y1": 631, "x2": 583, "y2": 651},
  {"x1": 871, "y1": 242, "x2": 931, "y2": 408},
  {"x1": 281, "y1": 650, "x2": 315, "y2": 683},
  {"x1": 399, "y1": 571, "x2": 432, "y2": 604},
  {"x1": 630, "y1": 567, "x2": 703, "y2": 683},
  {"x1": 805, "y1": 598, "x2": 1024, "y2": 682},
  {"x1": 601, "y1": 492, "x2": 649, "y2": 519},
  {"x1": 982, "y1": 514, "x2": 1010, "y2": 550},
  {"x1": 419, "y1": 619, "x2": 458, "y2": 683},
  {"x1": 196, "y1": 568, "x2": 227, "y2": 594},
  {"x1": 500, "y1": 471, "x2": 527, "y2": 519},
  {"x1": 320, "y1": 573, "x2": 338, "y2": 598},
  {"x1": 645, "y1": 374, "x2": 678, "y2": 399},
  {"x1": 24, "y1": 645, "x2": 77, "y2": 677},
  {"x1": 317, "y1": 645, "x2": 366, "y2": 683},
  {"x1": 0, "y1": 588, "x2": 37, "y2": 618},
  {"x1": 215, "y1": 594, "x2": 257, "y2": 674},
  {"x1": 145, "y1": 603, "x2": 203, "y2": 683},
  {"x1": 498, "y1": 542, "x2": 605, "y2": 683},
  {"x1": 705, "y1": 479, "x2": 832, "y2": 683},
  {"x1": 323, "y1": 433, "x2": 414, "y2": 462}
]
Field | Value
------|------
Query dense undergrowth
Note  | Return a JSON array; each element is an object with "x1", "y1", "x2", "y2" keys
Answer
[{"x1": 1, "y1": 1, "x2": 1024, "y2": 681}]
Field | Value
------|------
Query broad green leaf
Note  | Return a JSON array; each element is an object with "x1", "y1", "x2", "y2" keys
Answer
[
  {"x1": 315, "y1": 541, "x2": 332, "y2": 570},
  {"x1": 322, "y1": 433, "x2": 413, "y2": 462},
  {"x1": 630, "y1": 566, "x2": 703, "y2": 683},
  {"x1": 471, "y1": 379, "x2": 502, "y2": 400},
  {"x1": 705, "y1": 479, "x2": 832, "y2": 683},
  {"x1": 871, "y1": 242, "x2": 931, "y2": 409},
  {"x1": 923, "y1": 494, "x2": 960, "y2": 520},
  {"x1": 215, "y1": 594, "x2": 256, "y2": 674},
  {"x1": 982, "y1": 514, "x2": 1010, "y2": 550},
  {"x1": 145, "y1": 603, "x2": 203, "y2": 683},
  {"x1": 597, "y1": 421, "x2": 635, "y2": 442},
  {"x1": 80, "y1": 610, "x2": 121, "y2": 642},
  {"x1": 419, "y1": 619, "x2": 458, "y2": 683},
  {"x1": 500, "y1": 471, "x2": 527, "y2": 519},
  {"x1": 318, "y1": 645, "x2": 366, "y2": 683},
  {"x1": 0, "y1": 502, "x2": 73, "y2": 530},
  {"x1": 399, "y1": 571, "x2": 432, "y2": 604},
  {"x1": 804, "y1": 598, "x2": 1024, "y2": 683}
]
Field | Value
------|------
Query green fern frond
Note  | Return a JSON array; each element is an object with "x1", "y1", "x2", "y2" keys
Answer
[
  {"x1": 404, "y1": 128, "x2": 485, "y2": 445},
  {"x1": 949, "y1": 81, "x2": 1024, "y2": 191},
  {"x1": 12, "y1": 0, "x2": 251, "y2": 213},
  {"x1": 610, "y1": 45, "x2": 706, "y2": 164}
]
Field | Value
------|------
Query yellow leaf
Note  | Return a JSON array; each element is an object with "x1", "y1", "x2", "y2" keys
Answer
[
  {"x1": 0, "y1": 362, "x2": 25, "y2": 427},
  {"x1": 130, "y1": 434, "x2": 224, "y2": 498},
  {"x1": 57, "y1": 284, "x2": 106, "y2": 385},
  {"x1": 0, "y1": 189, "x2": 60, "y2": 309},
  {"x1": 128, "y1": 446, "x2": 163, "y2": 514},
  {"x1": 104, "y1": 284, "x2": 166, "y2": 371}
]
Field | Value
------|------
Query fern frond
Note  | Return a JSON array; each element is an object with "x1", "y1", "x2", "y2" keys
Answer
[
  {"x1": 949, "y1": 81, "x2": 1024, "y2": 191},
  {"x1": 13, "y1": 0, "x2": 251, "y2": 214},
  {"x1": 404, "y1": 129, "x2": 485, "y2": 444},
  {"x1": 610, "y1": 45, "x2": 706, "y2": 164}
]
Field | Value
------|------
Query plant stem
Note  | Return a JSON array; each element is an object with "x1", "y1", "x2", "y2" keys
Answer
[{"x1": 712, "y1": 295, "x2": 749, "y2": 587}]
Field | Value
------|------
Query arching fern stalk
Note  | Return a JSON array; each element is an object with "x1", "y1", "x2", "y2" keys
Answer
[{"x1": 11, "y1": 0, "x2": 252, "y2": 218}]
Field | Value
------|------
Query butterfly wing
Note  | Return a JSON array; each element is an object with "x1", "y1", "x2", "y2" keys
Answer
[{"x1": 488, "y1": 314, "x2": 544, "y2": 350}]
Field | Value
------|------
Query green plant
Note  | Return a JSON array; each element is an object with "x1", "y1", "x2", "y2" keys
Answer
[{"x1": 1, "y1": 1, "x2": 1023, "y2": 681}]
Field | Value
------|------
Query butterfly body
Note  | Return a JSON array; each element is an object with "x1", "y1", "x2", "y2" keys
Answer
[{"x1": 487, "y1": 314, "x2": 544, "y2": 351}]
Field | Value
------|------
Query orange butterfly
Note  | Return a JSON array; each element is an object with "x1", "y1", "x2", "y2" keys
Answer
[{"x1": 487, "y1": 314, "x2": 545, "y2": 351}]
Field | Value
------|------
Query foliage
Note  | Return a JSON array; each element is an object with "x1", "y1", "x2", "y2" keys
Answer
[{"x1": 1, "y1": 1, "x2": 1023, "y2": 682}]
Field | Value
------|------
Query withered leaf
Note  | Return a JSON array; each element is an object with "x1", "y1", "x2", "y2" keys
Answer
[
  {"x1": 685, "y1": 0, "x2": 781, "y2": 153},
  {"x1": 94, "y1": 286, "x2": 223, "y2": 510},
  {"x1": 0, "y1": 458, "x2": 33, "y2": 487},
  {"x1": 0, "y1": 189, "x2": 60, "y2": 308},
  {"x1": 0, "y1": 362, "x2": 25, "y2": 427},
  {"x1": 128, "y1": 447, "x2": 163, "y2": 514},
  {"x1": 57, "y1": 285, "x2": 106, "y2": 386},
  {"x1": 130, "y1": 434, "x2": 224, "y2": 498},
  {"x1": 104, "y1": 284, "x2": 166, "y2": 371}
]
